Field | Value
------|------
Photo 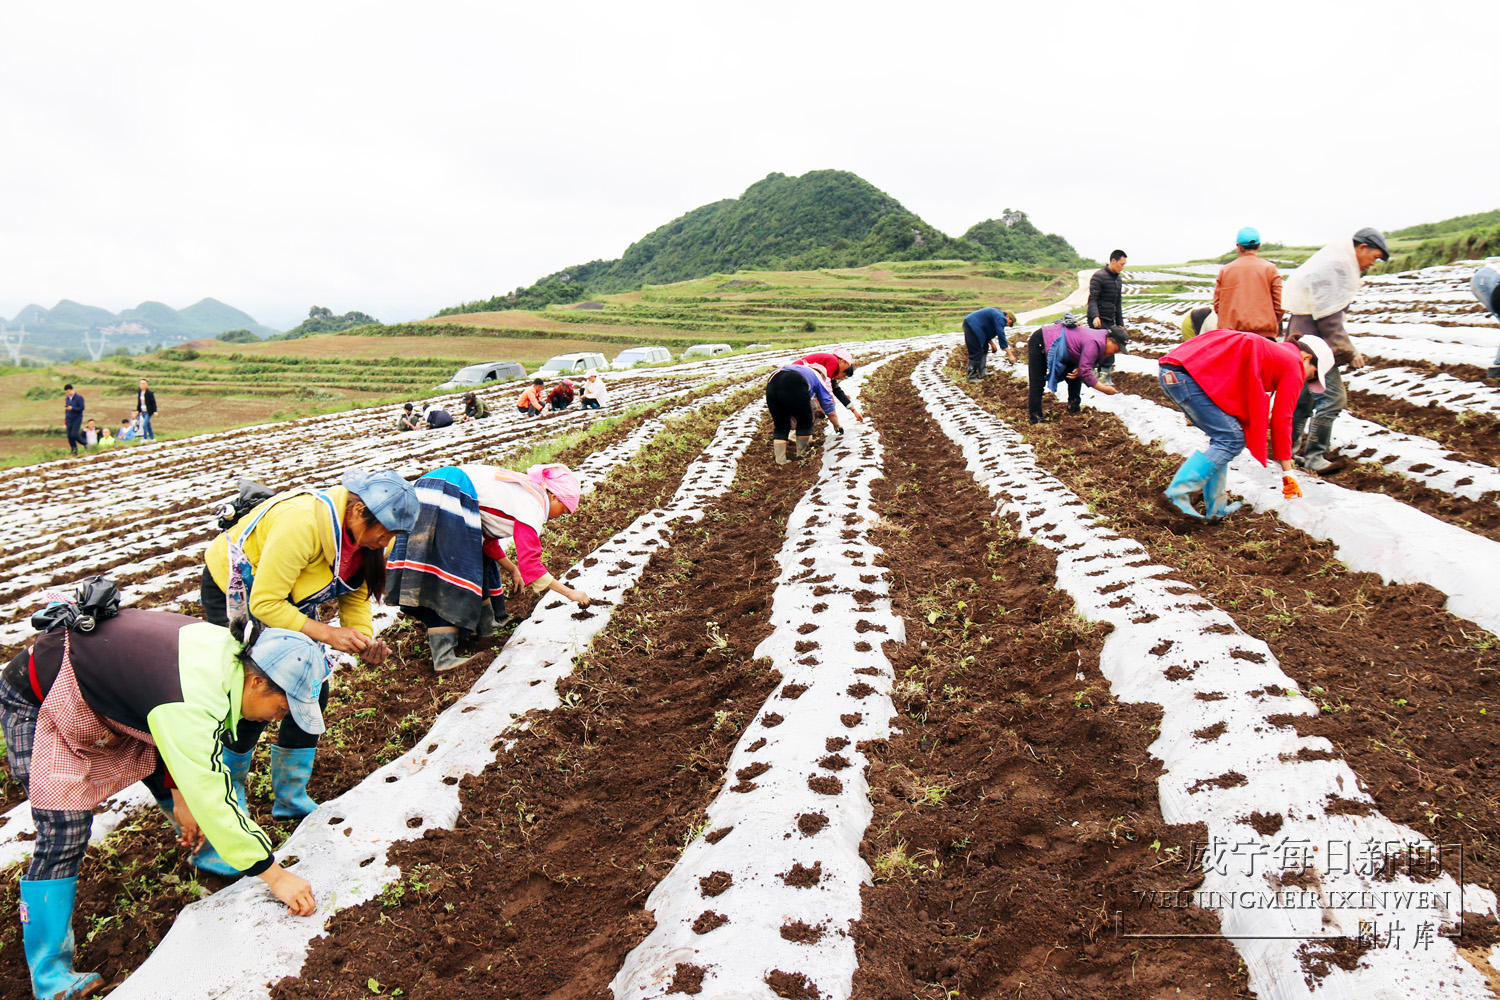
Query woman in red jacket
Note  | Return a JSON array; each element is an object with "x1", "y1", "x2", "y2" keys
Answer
[{"x1": 1156, "y1": 329, "x2": 1333, "y2": 520}]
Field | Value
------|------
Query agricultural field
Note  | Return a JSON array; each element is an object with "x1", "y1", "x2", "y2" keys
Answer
[
  {"x1": 0, "y1": 262, "x2": 1066, "y2": 466},
  {"x1": 0, "y1": 260, "x2": 1498, "y2": 999}
]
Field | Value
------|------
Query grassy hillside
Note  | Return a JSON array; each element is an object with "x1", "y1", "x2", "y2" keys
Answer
[
  {"x1": 436, "y1": 170, "x2": 1085, "y2": 315},
  {"x1": 0, "y1": 261, "x2": 1063, "y2": 466}
]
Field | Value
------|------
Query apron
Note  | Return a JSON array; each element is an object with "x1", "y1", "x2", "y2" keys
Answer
[{"x1": 226, "y1": 490, "x2": 356, "y2": 623}]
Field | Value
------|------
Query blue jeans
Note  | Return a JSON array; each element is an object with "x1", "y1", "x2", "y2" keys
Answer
[
  {"x1": 1158, "y1": 365, "x2": 1244, "y2": 467},
  {"x1": 139, "y1": 411, "x2": 154, "y2": 440}
]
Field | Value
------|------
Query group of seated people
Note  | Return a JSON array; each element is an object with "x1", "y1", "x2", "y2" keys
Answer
[
  {"x1": 76, "y1": 417, "x2": 144, "y2": 450},
  {"x1": 396, "y1": 370, "x2": 611, "y2": 432}
]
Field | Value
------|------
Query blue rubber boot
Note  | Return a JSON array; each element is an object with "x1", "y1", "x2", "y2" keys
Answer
[
  {"x1": 19, "y1": 877, "x2": 103, "y2": 999},
  {"x1": 1163, "y1": 451, "x2": 1214, "y2": 520},
  {"x1": 1203, "y1": 462, "x2": 1243, "y2": 521},
  {"x1": 191, "y1": 746, "x2": 253, "y2": 876},
  {"x1": 270, "y1": 746, "x2": 318, "y2": 821}
]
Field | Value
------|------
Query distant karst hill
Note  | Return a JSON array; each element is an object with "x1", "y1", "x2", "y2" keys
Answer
[
  {"x1": 0, "y1": 297, "x2": 279, "y2": 362},
  {"x1": 437, "y1": 170, "x2": 1092, "y2": 315}
]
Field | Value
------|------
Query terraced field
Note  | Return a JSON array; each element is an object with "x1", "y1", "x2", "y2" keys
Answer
[{"x1": 1, "y1": 260, "x2": 1498, "y2": 999}]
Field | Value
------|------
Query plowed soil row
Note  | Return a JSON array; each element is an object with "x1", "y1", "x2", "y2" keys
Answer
[
  {"x1": 1344, "y1": 388, "x2": 1500, "y2": 469},
  {"x1": 0, "y1": 389, "x2": 761, "y2": 998},
  {"x1": 1365, "y1": 359, "x2": 1495, "y2": 384},
  {"x1": 956, "y1": 352, "x2": 1500, "y2": 900},
  {"x1": 850, "y1": 355, "x2": 1249, "y2": 999},
  {"x1": 1109, "y1": 372, "x2": 1500, "y2": 544},
  {"x1": 272, "y1": 418, "x2": 814, "y2": 999}
]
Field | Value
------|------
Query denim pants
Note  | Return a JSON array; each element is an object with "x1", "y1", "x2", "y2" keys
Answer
[
  {"x1": 139, "y1": 411, "x2": 154, "y2": 440},
  {"x1": 1158, "y1": 365, "x2": 1244, "y2": 467},
  {"x1": 1291, "y1": 365, "x2": 1346, "y2": 462}
]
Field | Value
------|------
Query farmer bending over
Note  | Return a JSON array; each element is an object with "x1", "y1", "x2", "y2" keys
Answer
[{"x1": 0, "y1": 610, "x2": 324, "y2": 1000}]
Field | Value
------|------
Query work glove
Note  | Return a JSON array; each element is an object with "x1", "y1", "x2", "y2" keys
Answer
[{"x1": 1282, "y1": 474, "x2": 1303, "y2": 500}]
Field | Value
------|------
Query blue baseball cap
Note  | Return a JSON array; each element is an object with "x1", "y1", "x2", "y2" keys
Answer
[
  {"x1": 1236, "y1": 226, "x2": 1261, "y2": 247},
  {"x1": 341, "y1": 469, "x2": 419, "y2": 532},
  {"x1": 249, "y1": 628, "x2": 332, "y2": 734}
]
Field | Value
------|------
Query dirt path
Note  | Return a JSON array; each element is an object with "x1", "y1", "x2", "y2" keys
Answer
[{"x1": 846, "y1": 354, "x2": 1250, "y2": 998}]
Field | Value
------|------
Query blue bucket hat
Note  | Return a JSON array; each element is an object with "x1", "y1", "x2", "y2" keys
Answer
[
  {"x1": 341, "y1": 469, "x2": 419, "y2": 532},
  {"x1": 249, "y1": 628, "x2": 332, "y2": 734},
  {"x1": 1236, "y1": 226, "x2": 1261, "y2": 247}
]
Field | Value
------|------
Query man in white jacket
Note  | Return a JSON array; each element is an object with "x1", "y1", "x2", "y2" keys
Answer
[{"x1": 1280, "y1": 227, "x2": 1389, "y2": 472}]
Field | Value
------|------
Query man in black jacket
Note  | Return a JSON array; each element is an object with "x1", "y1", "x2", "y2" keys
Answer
[
  {"x1": 1088, "y1": 250, "x2": 1128, "y2": 386},
  {"x1": 137, "y1": 378, "x2": 158, "y2": 441}
]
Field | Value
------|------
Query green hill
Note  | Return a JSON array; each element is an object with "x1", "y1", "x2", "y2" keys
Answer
[
  {"x1": 964, "y1": 210, "x2": 1095, "y2": 267},
  {"x1": 1390, "y1": 209, "x2": 1500, "y2": 241},
  {"x1": 273, "y1": 306, "x2": 380, "y2": 340},
  {"x1": 436, "y1": 169, "x2": 1086, "y2": 315}
]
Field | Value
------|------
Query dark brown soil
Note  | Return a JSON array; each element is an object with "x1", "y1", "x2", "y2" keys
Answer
[
  {"x1": 1111, "y1": 371, "x2": 1500, "y2": 544},
  {"x1": 1365, "y1": 358, "x2": 1496, "y2": 384},
  {"x1": 270, "y1": 416, "x2": 814, "y2": 998},
  {"x1": 958, "y1": 352, "x2": 1500, "y2": 896},
  {"x1": 849, "y1": 355, "x2": 1251, "y2": 998},
  {"x1": 1345, "y1": 388, "x2": 1500, "y2": 469}
]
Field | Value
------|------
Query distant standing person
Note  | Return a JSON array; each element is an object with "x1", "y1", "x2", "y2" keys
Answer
[
  {"x1": 1026, "y1": 312, "x2": 1124, "y2": 423},
  {"x1": 1088, "y1": 250, "x2": 1128, "y2": 385},
  {"x1": 62, "y1": 385, "x2": 85, "y2": 456},
  {"x1": 1213, "y1": 227, "x2": 1282, "y2": 337},
  {"x1": 136, "y1": 378, "x2": 158, "y2": 441},
  {"x1": 1472, "y1": 262, "x2": 1500, "y2": 378},
  {"x1": 1280, "y1": 227, "x2": 1390, "y2": 473},
  {"x1": 961, "y1": 307, "x2": 1017, "y2": 379}
]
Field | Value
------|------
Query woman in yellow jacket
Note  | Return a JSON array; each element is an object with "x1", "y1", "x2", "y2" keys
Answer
[{"x1": 193, "y1": 469, "x2": 418, "y2": 875}]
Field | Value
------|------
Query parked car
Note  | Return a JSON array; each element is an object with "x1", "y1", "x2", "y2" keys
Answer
[
  {"x1": 682, "y1": 343, "x2": 733, "y2": 359},
  {"x1": 745, "y1": 343, "x2": 775, "y2": 351},
  {"x1": 437, "y1": 361, "x2": 526, "y2": 390},
  {"x1": 610, "y1": 345, "x2": 672, "y2": 370},
  {"x1": 537, "y1": 352, "x2": 608, "y2": 375}
]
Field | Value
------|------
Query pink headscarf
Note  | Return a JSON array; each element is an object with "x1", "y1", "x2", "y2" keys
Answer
[
  {"x1": 833, "y1": 348, "x2": 854, "y2": 365},
  {"x1": 528, "y1": 463, "x2": 580, "y2": 513}
]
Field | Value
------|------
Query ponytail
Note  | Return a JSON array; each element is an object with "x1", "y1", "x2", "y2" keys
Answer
[{"x1": 229, "y1": 614, "x2": 283, "y2": 694}]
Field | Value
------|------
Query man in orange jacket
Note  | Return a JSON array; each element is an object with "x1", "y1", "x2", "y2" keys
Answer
[{"x1": 1213, "y1": 227, "x2": 1282, "y2": 337}]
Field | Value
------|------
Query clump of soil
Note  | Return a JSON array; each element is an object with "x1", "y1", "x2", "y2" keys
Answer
[
  {"x1": 797, "y1": 812, "x2": 829, "y2": 836},
  {"x1": 780, "y1": 920, "x2": 824, "y2": 943},
  {"x1": 781, "y1": 861, "x2": 823, "y2": 887},
  {"x1": 666, "y1": 962, "x2": 706, "y2": 994},
  {"x1": 766, "y1": 969, "x2": 822, "y2": 999},
  {"x1": 692, "y1": 910, "x2": 728, "y2": 934}
]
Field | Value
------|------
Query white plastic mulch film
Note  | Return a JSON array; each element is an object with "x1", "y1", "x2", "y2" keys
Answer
[
  {"x1": 106, "y1": 397, "x2": 768, "y2": 1000},
  {"x1": 612, "y1": 361, "x2": 901, "y2": 999},
  {"x1": 915, "y1": 348, "x2": 1497, "y2": 1000}
]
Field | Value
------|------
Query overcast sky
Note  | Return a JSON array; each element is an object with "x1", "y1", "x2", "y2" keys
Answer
[{"x1": 3, "y1": 1, "x2": 1494, "y2": 330}]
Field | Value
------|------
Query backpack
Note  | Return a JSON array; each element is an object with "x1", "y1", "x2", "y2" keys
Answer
[
  {"x1": 213, "y1": 478, "x2": 277, "y2": 531},
  {"x1": 31, "y1": 576, "x2": 122, "y2": 634}
]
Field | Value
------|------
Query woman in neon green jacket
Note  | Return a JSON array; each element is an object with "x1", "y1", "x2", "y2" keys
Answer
[{"x1": 0, "y1": 610, "x2": 325, "y2": 1000}]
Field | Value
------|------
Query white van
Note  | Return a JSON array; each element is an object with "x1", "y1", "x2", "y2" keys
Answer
[
  {"x1": 537, "y1": 352, "x2": 608, "y2": 375},
  {"x1": 610, "y1": 345, "x2": 672, "y2": 370},
  {"x1": 682, "y1": 343, "x2": 733, "y2": 359}
]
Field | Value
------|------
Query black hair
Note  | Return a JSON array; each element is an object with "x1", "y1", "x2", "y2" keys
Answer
[
  {"x1": 64, "y1": 383, "x2": 74, "y2": 391},
  {"x1": 1109, "y1": 250, "x2": 1127, "y2": 261},
  {"x1": 403, "y1": 402, "x2": 413, "y2": 412},
  {"x1": 229, "y1": 614, "x2": 286, "y2": 695},
  {"x1": 532, "y1": 377, "x2": 545, "y2": 386},
  {"x1": 349, "y1": 502, "x2": 389, "y2": 601}
]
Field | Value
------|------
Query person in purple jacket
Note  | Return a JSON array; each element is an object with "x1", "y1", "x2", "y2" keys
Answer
[
  {"x1": 1025, "y1": 311, "x2": 1125, "y2": 423},
  {"x1": 765, "y1": 359, "x2": 845, "y2": 464}
]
